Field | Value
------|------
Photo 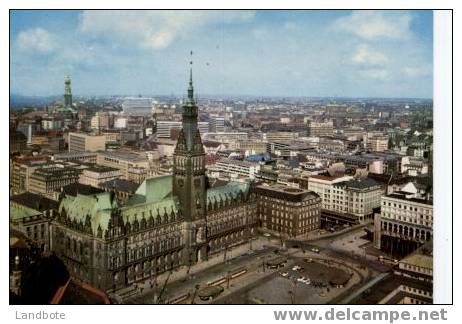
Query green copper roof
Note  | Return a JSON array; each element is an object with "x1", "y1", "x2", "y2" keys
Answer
[
  {"x1": 206, "y1": 182, "x2": 249, "y2": 204},
  {"x1": 10, "y1": 203, "x2": 42, "y2": 221},
  {"x1": 121, "y1": 197, "x2": 179, "y2": 225},
  {"x1": 122, "y1": 175, "x2": 179, "y2": 225},
  {"x1": 59, "y1": 192, "x2": 117, "y2": 235},
  {"x1": 126, "y1": 175, "x2": 173, "y2": 206}
]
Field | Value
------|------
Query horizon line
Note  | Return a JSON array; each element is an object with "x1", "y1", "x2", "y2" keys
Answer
[{"x1": 10, "y1": 93, "x2": 434, "y2": 101}]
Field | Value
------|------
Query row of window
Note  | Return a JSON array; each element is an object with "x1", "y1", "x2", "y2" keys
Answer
[
  {"x1": 126, "y1": 237, "x2": 181, "y2": 263},
  {"x1": 383, "y1": 201, "x2": 432, "y2": 214}
]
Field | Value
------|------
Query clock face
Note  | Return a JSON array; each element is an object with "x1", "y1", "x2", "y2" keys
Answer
[{"x1": 194, "y1": 179, "x2": 201, "y2": 188}]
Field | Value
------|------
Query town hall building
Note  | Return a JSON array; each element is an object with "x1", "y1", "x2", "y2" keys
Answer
[{"x1": 50, "y1": 68, "x2": 259, "y2": 291}]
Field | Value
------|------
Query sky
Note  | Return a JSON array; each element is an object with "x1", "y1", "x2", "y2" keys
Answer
[{"x1": 10, "y1": 10, "x2": 433, "y2": 98}]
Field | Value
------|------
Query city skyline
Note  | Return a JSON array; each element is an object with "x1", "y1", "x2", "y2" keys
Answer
[{"x1": 10, "y1": 10, "x2": 433, "y2": 98}]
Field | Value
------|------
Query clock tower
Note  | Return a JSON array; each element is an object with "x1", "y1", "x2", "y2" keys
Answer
[{"x1": 173, "y1": 62, "x2": 208, "y2": 264}]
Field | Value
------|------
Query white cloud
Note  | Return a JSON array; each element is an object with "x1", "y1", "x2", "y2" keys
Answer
[
  {"x1": 359, "y1": 68, "x2": 390, "y2": 81},
  {"x1": 79, "y1": 10, "x2": 255, "y2": 50},
  {"x1": 333, "y1": 10, "x2": 413, "y2": 41},
  {"x1": 16, "y1": 28, "x2": 56, "y2": 53},
  {"x1": 352, "y1": 44, "x2": 388, "y2": 65},
  {"x1": 403, "y1": 66, "x2": 432, "y2": 78}
]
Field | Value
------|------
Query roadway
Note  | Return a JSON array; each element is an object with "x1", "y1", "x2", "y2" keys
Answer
[{"x1": 126, "y1": 245, "x2": 278, "y2": 304}]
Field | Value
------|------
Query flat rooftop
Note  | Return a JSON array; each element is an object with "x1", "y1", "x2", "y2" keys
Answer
[
  {"x1": 385, "y1": 193, "x2": 433, "y2": 205},
  {"x1": 84, "y1": 165, "x2": 120, "y2": 173},
  {"x1": 254, "y1": 184, "x2": 320, "y2": 202}
]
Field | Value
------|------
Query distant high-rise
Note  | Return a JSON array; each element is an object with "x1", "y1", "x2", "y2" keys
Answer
[
  {"x1": 307, "y1": 120, "x2": 333, "y2": 137},
  {"x1": 156, "y1": 120, "x2": 209, "y2": 139},
  {"x1": 64, "y1": 76, "x2": 72, "y2": 107},
  {"x1": 210, "y1": 117, "x2": 225, "y2": 133},
  {"x1": 122, "y1": 97, "x2": 153, "y2": 116},
  {"x1": 68, "y1": 132, "x2": 106, "y2": 153}
]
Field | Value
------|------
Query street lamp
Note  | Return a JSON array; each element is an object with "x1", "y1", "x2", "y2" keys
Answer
[
  {"x1": 288, "y1": 290, "x2": 294, "y2": 304},
  {"x1": 223, "y1": 244, "x2": 228, "y2": 263},
  {"x1": 291, "y1": 278, "x2": 297, "y2": 304},
  {"x1": 191, "y1": 284, "x2": 200, "y2": 304},
  {"x1": 152, "y1": 275, "x2": 158, "y2": 304}
]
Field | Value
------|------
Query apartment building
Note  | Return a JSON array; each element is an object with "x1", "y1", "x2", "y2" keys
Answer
[
  {"x1": 365, "y1": 133, "x2": 389, "y2": 152},
  {"x1": 28, "y1": 164, "x2": 82, "y2": 198},
  {"x1": 213, "y1": 158, "x2": 261, "y2": 179},
  {"x1": 10, "y1": 155, "x2": 49, "y2": 195},
  {"x1": 307, "y1": 120, "x2": 334, "y2": 137},
  {"x1": 79, "y1": 166, "x2": 122, "y2": 188},
  {"x1": 308, "y1": 175, "x2": 384, "y2": 223},
  {"x1": 255, "y1": 185, "x2": 321, "y2": 237},
  {"x1": 68, "y1": 132, "x2": 106, "y2": 153},
  {"x1": 156, "y1": 121, "x2": 209, "y2": 138},
  {"x1": 96, "y1": 150, "x2": 150, "y2": 180},
  {"x1": 374, "y1": 191, "x2": 433, "y2": 254},
  {"x1": 263, "y1": 132, "x2": 298, "y2": 142}
]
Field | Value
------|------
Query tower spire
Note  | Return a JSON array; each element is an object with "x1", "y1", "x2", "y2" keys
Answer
[{"x1": 188, "y1": 50, "x2": 194, "y2": 101}]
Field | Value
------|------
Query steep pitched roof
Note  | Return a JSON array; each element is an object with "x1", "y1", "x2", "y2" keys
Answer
[
  {"x1": 206, "y1": 182, "x2": 250, "y2": 205},
  {"x1": 121, "y1": 197, "x2": 179, "y2": 225},
  {"x1": 11, "y1": 192, "x2": 58, "y2": 211},
  {"x1": 60, "y1": 183, "x2": 104, "y2": 197},
  {"x1": 99, "y1": 178, "x2": 139, "y2": 193},
  {"x1": 10, "y1": 203, "x2": 42, "y2": 221},
  {"x1": 126, "y1": 175, "x2": 173, "y2": 206},
  {"x1": 121, "y1": 175, "x2": 180, "y2": 225},
  {"x1": 58, "y1": 192, "x2": 117, "y2": 235}
]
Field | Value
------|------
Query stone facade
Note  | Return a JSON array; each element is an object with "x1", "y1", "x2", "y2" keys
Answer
[
  {"x1": 254, "y1": 185, "x2": 321, "y2": 237},
  {"x1": 374, "y1": 192, "x2": 432, "y2": 255}
]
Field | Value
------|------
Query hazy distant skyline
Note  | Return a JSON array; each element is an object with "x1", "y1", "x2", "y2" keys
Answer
[{"x1": 10, "y1": 10, "x2": 433, "y2": 98}]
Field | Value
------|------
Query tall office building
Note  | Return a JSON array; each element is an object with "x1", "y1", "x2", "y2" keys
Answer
[
  {"x1": 307, "y1": 120, "x2": 334, "y2": 137},
  {"x1": 263, "y1": 132, "x2": 298, "y2": 142},
  {"x1": 90, "y1": 112, "x2": 112, "y2": 130},
  {"x1": 365, "y1": 134, "x2": 389, "y2": 152},
  {"x1": 156, "y1": 121, "x2": 182, "y2": 138},
  {"x1": 68, "y1": 132, "x2": 106, "y2": 153},
  {"x1": 157, "y1": 121, "x2": 209, "y2": 139},
  {"x1": 64, "y1": 76, "x2": 72, "y2": 107},
  {"x1": 210, "y1": 117, "x2": 225, "y2": 133},
  {"x1": 122, "y1": 97, "x2": 153, "y2": 116}
]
